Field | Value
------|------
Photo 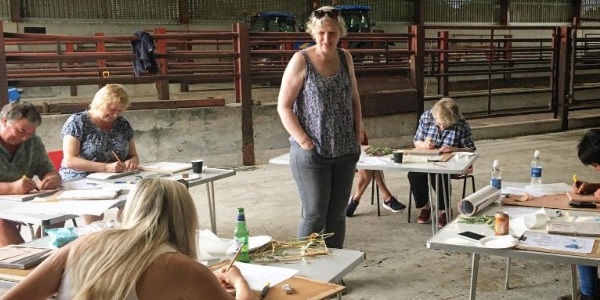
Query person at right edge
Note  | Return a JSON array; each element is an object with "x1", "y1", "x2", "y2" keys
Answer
[
  {"x1": 277, "y1": 6, "x2": 361, "y2": 249},
  {"x1": 408, "y1": 98, "x2": 475, "y2": 228},
  {"x1": 561, "y1": 128, "x2": 600, "y2": 300}
]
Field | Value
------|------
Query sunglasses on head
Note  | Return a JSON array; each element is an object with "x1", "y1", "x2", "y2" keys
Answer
[{"x1": 314, "y1": 9, "x2": 339, "y2": 20}]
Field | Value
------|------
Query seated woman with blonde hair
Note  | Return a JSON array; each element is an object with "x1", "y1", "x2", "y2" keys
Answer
[{"x1": 1, "y1": 178, "x2": 253, "y2": 300}]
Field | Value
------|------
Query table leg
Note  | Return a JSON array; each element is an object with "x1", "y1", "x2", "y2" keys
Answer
[
  {"x1": 470, "y1": 253, "x2": 480, "y2": 300},
  {"x1": 441, "y1": 174, "x2": 450, "y2": 221},
  {"x1": 206, "y1": 182, "x2": 217, "y2": 234},
  {"x1": 504, "y1": 257, "x2": 511, "y2": 290},
  {"x1": 571, "y1": 264, "x2": 578, "y2": 300},
  {"x1": 428, "y1": 174, "x2": 437, "y2": 234}
]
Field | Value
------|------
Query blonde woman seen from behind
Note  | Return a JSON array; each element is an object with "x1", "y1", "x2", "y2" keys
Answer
[{"x1": 1, "y1": 178, "x2": 253, "y2": 300}]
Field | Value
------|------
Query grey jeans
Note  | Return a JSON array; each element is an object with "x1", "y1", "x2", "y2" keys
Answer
[{"x1": 289, "y1": 142, "x2": 359, "y2": 249}]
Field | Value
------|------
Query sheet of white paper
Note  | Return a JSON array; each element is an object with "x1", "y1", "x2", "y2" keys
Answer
[
  {"x1": 502, "y1": 186, "x2": 527, "y2": 195},
  {"x1": 401, "y1": 155, "x2": 428, "y2": 163},
  {"x1": 2, "y1": 199, "x2": 121, "y2": 216},
  {"x1": 523, "y1": 186, "x2": 546, "y2": 197},
  {"x1": 233, "y1": 262, "x2": 298, "y2": 291},
  {"x1": 197, "y1": 229, "x2": 232, "y2": 255},
  {"x1": 533, "y1": 183, "x2": 572, "y2": 195},
  {"x1": 519, "y1": 231, "x2": 595, "y2": 254},
  {"x1": 61, "y1": 179, "x2": 103, "y2": 190},
  {"x1": 358, "y1": 156, "x2": 389, "y2": 166},
  {"x1": 510, "y1": 208, "x2": 551, "y2": 237}
]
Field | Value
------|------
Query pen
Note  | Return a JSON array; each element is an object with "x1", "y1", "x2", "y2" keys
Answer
[
  {"x1": 225, "y1": 245, "x2": 243, "y2": 272},
  {"x1": 114, "y1": 181, "x2": 135, "y2": 184},
  {"x1": 433, "y1": 162, "x2": 447, "y2": 168},
  {"x1": 259, "y1": 282, "x2": 270, "y2": 300},
  {"x1": 111, "y1": 151, "x2": 122, "y2": 163},
  {"x1": 22, "y1": 175, "x2": 40, "y2": 191}
]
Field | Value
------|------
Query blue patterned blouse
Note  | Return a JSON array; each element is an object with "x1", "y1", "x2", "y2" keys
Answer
[
  {"x1": 59, "y1": 111, "x2": 133, "y2": 181},
  {"x1": 290, "y1": 49, "x2": 360, "y2": 158}
]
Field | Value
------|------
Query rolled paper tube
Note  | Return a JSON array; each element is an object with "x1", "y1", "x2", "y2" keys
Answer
[{"x1": 458, "y1": 185, "x2": 502, "y2": 216}]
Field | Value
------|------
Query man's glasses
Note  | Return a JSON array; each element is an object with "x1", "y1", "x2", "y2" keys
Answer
[{"x1": 314, "y1": 9, "x2": 339, "y2": 20}]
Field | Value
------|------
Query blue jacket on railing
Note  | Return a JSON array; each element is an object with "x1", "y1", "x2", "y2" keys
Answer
[{"x1": 131, "y1": 31, "x2": 158, "y2": 76}]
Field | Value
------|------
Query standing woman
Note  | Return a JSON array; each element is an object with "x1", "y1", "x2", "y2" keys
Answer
[
  {"x1": 277, "y1": 6, "x2": 362, "y2": 249},
  {"x1": 59, "y1": 84, "x2": 139, "y2": 224}
]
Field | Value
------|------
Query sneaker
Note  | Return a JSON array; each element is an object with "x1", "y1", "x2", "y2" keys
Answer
[
  {"x1": 382, "y1": 196, "x2": 406, "y2": 213},
  {"x1": 417, "y1": 208, "x2": 432, "y2": 224},
  {"x1": 438, "y1": 212, "x2": 448, "y2": 228},
  {"x1": 346, "y1": 197, "x2": 360, "y2": 217}
]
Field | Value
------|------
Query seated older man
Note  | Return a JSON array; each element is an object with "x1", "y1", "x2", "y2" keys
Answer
[{"x1": 0, "y1": 101, "x2": 61, "y2": 246}]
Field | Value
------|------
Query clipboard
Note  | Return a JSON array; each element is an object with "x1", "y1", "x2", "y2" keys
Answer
[
  {"x1": 0, "y1": 189, "x2": 58, "y2": 202},
  {"x1": 566, "y1": 191, "x2": 600, "y2": 203},
  {"x1": 0, "y1": 245, "x2": 52, "y2": 269}
]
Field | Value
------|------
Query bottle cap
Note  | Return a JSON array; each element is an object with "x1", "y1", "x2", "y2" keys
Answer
[
  {"x1": 534, "y1": 150, "x2": 540, "y2": 158},
  {"x1": 492, "y1": 160, "x2": 499, "y2": 168}
]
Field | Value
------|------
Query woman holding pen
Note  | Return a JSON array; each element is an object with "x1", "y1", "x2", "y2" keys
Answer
[
  {"x1": 59, "y1": 84, "x2": 139, "y2": 224},
  {"x1": 2, "y1": 178, "x2": 253, "y2": 300},
  {"x1": 0, "y1": 101, "x2": 61, "y2": 246}
]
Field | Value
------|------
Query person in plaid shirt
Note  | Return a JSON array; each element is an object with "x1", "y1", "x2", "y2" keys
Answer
[{"x1": 408, "y1": 98, "x2": 475, "y2": 227}]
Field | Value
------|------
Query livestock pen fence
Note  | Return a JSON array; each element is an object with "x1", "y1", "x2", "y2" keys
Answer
[{"x1": 1, "y1": 22, "x2": 600, "y2": 163}]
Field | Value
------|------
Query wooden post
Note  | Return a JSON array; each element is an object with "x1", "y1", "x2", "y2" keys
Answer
[
  {"x1": 154, "y1": 28, "x2": 170, "y2": 100},
  {"x1": 555, "y1": 26, "x2": 571, "y2": 130},
  {"x1": 9, "y1": 0, "x2": 21, "y2": 23},
  {"x1": 409, "y1": 25, "x2": 425, "y2": 122},
  {"x1": 0, "y1": 22, "x2": 8, "y2": 106},
  {"x1": 234, "y1": 23, "x2": 255, "y2": 166},
  {"x1": 437, "y1": 31, "x2": 449, "y2": 97},
  {"x1": 178, "y1": 0, "x2": 190, "y2": 24}
]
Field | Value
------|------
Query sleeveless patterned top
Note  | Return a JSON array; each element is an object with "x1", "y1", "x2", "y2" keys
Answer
[{"x1": 290, "y1": 48, "x2": 360, "y2": 158}]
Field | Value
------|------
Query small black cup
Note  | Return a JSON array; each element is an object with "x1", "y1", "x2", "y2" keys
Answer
[
  {"x1": 393, "y1": 151, "x2": 403, "y2": 163},
  {"x1": 191, "y1": 159, "x2": 203, "y2": 173}
]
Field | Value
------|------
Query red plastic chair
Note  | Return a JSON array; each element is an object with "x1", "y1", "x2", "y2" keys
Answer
[
  {"x1": 47, "y1": 150, "x2": 63, "y2": 171},
  {"x1": 42, "y1": 150, "x2": 78, "y2": 231}
]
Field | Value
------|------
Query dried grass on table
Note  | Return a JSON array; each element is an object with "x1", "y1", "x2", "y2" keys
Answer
[{"x1": 249, "y1": 232, "x2": 332, "y2": 263}]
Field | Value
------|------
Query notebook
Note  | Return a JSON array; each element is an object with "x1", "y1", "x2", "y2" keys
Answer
[
  {"x1": 86, "y1": 170, "x2": 139, "y2": 180},
  {"x1": 139, "y1": 162, "x2": 193, "y2": 174},
  {"x1": 0, "y1": 189, "x2": 58, "y2": 202}
]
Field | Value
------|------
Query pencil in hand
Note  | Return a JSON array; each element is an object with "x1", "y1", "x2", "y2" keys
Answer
[
  {"x1": 111, "y1": 151, "x2": 123, "y2": 163},
  {"x1": 22, "y1": 175, "x2": 40, "y2": 191},
  {"x1": 225, "y1": 245, "x2": 244, "y2": 272}
]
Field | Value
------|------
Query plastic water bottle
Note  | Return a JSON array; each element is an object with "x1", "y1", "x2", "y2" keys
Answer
[
  {"x1": 234, "y1": 207, "x2": 251, "y2": 263},
  {"x1": 490, "y1": 160, "x2": 502, "y2": 189},
  {"x1": 530, "y1": 150, "x2": 542, "y2": 185}
]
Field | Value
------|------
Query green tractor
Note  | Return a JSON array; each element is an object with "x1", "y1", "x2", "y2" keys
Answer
[{"x1": 337, "y1": 5, "x2": 374, "y2": 34}]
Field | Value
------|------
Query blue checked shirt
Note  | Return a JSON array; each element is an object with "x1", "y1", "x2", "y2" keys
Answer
[{"x1": 413, "y1": 110, "x2": 476, "y2": 151}]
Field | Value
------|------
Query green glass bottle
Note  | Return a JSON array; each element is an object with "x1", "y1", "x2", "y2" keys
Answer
[{"x1": 234, "y1": 207, "x2": 251, "y2": 263}]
